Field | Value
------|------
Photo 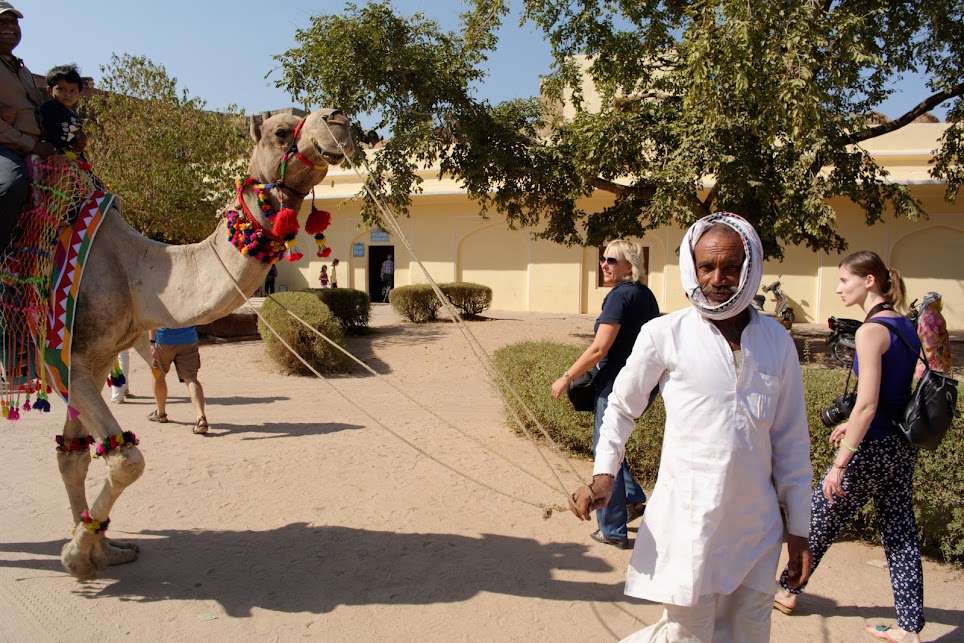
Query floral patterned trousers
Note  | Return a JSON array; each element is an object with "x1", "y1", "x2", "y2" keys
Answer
[{"x1": 779, "y1": 433, "x2": 924, "y2": 633}]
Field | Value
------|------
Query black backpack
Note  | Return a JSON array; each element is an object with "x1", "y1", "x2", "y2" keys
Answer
[{"x1": 868, "y1": 320, "x2": 960, "y2": 450}]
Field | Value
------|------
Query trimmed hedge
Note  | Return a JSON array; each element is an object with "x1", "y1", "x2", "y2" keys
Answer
[
  {"x1": 301, "y1": 287, "x2": 371, "y2": 334},
  {"x1": 257, "y1": 291, "x2": 349, "y2": 375},
  {"x1": 439, "y1": 282, "x2": 492, "y2": 317},
  {"x1": 390, "y1": 282, "x2": 493, "y2": 322},
  {"x1": 389, "y1": 284, "x2": 442, "y2": 322},
  {"x1": 493, "y1": 340, "x2": 964, "y2": 565}
]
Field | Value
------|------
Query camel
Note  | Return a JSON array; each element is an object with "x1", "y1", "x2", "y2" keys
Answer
[{"x1": 52, "y1": 108, "x2": 352, "y2": 579}]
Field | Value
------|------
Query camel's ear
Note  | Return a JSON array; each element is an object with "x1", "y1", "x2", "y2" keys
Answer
[
  {"x1": 250, "y1": 113, "x2": 273, "y2": 143},
  {"x1": 249, "y1": 115, "x2": 262, "y2": 143}
]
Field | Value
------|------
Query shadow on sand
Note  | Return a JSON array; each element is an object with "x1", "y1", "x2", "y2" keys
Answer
[{"x1": 1, "y1": 524, "x2": 623, "y2": 617}]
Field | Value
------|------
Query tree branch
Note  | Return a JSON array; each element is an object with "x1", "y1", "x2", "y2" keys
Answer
[{"x1": 843, "y1": 82, "x2": 964, "y2": 145}]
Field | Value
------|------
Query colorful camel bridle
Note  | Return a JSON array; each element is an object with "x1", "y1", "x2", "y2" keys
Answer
[{"x1": 224, "y1": 117, "x2": 335, "y2": 264}]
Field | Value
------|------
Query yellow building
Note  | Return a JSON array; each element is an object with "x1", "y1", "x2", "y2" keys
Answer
[{"x1": 274, "y1": 117, "x2": 962, "y2": 329}]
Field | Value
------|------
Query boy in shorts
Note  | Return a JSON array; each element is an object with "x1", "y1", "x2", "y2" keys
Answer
[{"x1": 148, "y1": 326, "x2": 210, "y2": 434}]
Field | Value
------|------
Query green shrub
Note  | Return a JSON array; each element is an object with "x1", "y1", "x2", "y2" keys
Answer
[
  {"x1": 389, "y1": 284, "x2": 442, "y2": 322},
  {"x1": 301, "y1": 288, "x2": 371, "y2": 334},
  {"x1": 494, "y1": 340, "x2": 964, "y2": 566},
  {"x1": 257, "y1": 291, "x2": 349, "y2": 375},
  {"x1": 439, "y1": 282, "x2": 493, "y2": 317}
]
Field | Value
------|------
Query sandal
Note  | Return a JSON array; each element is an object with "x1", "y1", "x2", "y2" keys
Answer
[
  {"x1": 865, "y1": 624, "x2": 916, "y2": 642},
  {"x1": 590, "y1": 529, "x2": 631, "y2": 550},
  {"x1": 147, "y1": 410, "x2": 168, "y2": 423},
  {"x1": 193, "y1": 417, "x2": 209, "y2": 434},
  {"x1": 773, "y1": 598, "x2": 794, "y2": 615},
  {"x1": 627, "y1": 502, "x2": 646, "y2": 523}
]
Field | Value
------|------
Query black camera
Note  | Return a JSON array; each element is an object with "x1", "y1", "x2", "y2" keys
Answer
[{"x1": 821, "y1": 392, "x2": 857, "y2": 427}]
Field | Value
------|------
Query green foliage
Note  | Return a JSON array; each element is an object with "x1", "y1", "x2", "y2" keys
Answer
[
  {"x1": 275, "y1": 1, "x2": 963, "y2": 260},
  {"x1": 83, "y1": 54, "x2": 249, "y2": 244},
  {"x1": 495, "y1": 340, "x2": 964, "y2": 565},
  {"x1": 388, "y1": 284, "x2": 443, "y2": 322},
  {"x1": 257, "y1": 291, "x2": 349, "y2": 375},
  {"x1": 439, "y1": 282, "x2": 493, "y2": 317},
  {"x1": 302, "y1": 288, "x2": 372, "y2": 334}
]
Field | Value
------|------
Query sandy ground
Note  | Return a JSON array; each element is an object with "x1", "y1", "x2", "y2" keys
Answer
[{"x1": 1, "y1": 304, "x2": 962, "y2": 642}]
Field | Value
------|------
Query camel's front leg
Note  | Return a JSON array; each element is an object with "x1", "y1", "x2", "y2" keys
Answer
[{"x1": 59, "y1": 369, "x2": 145, "y2": 580}]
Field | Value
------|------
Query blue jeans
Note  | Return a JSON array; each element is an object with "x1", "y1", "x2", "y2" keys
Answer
[
  {"x1": 0, "y1": 147, "x2": 29, "y2": 253},
  {"x1": 593, "y1": 391, "x2": 647, "y2": 542}
]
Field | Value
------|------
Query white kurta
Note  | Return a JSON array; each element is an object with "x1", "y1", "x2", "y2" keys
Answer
[{"x1": 594, "y1": 307, "x2": 812, "y2": 607}]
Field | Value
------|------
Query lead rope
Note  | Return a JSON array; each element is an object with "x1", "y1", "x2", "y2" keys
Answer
[
  {"x1": 208, "y1": 247, "x2": 567, "y2": 518},
  {"x1": 313, "y1": 119, "x2": 586, "y2": 496}
]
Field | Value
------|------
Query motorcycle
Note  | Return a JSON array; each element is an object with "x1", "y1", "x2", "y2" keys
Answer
[
  {"x1": 751, "y1": 278, "x2": 795, "y2": 329},
  {"x1": 826, "y1": 298, "x2": 922, "y2": 366}
]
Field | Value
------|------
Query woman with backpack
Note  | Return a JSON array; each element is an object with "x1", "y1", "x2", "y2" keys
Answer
[{"x1": 774, "y1": 251, "x2": 923, "y2": 643}]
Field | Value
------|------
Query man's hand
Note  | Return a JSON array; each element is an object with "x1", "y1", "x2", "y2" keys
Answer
[
  {"x1": 784, "y1": 534, "x2": 812, "y2": 589},
  {"x1": 567, "y1": 475, "x2": 614, "y2": 521},
  {"x1": 71, "y1": 130, "x2": 87, "y2": 152},
  {"x1": 30, "y1": 141, "x2": 57, "y2": 157}
]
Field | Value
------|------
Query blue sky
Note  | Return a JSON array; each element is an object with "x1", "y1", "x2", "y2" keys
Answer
[{"x1": 18, "y1": 0, "x2": 949, "y2": 122}]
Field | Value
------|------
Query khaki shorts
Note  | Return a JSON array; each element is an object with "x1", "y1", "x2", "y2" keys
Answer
[{"x1": 153, "y1": 343, "x2": 201, "y2": 383}]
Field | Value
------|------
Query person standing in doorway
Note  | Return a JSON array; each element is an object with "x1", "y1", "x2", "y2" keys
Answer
[
  {"x1": 330, "y1": 258, "x2": 339, "y2": 289},
  {"x1": 380, "y1": 253, "x2": 394, "y2": 302},
  {"x1": 318, "y1": 264, "x2": 330, "y2": 289},
  {"x1": 263, "y1": 263, "x2": 278, "y2": 295}
]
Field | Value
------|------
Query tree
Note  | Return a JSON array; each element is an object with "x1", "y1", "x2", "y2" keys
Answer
[
  {"x1": 275, "y1": 1, "x2": 962, "y2": 260},
  {"x1": 83, "y1": 54, "x2": 249, "y2": 244}
]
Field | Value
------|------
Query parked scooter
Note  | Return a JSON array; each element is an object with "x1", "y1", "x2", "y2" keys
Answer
[
  {"x1": 825, "y1": 298, "x2": 922, "y2": 366},
  {"x1": 751, "y1": 278, "x2": 795, "y2": 329}
]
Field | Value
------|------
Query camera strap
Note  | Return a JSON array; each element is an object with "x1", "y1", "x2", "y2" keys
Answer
[{"x1": 864, "y1": 302, "x2": 894, "y2": 321}]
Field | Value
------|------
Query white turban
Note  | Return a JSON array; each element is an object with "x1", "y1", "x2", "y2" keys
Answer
[{"x1": 679, "y1": 212, "x2": 764, "y2": 321}]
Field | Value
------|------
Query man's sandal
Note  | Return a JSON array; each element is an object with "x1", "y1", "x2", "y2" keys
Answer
[
  {"x1": 147, "y1": 410, "x2": 168, "y2": 423},
  {"x1": 865, "y1": 624, "x2": 916, "y2": 642},
  {"x1": 193, "y1": 417, "x2": 209, "y2": 434}
]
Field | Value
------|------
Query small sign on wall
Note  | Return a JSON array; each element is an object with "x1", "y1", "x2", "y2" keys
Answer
[
  {"x1": 370, "y1": 230, "x2": 390, "y2": 243},
  {"x1": 352, "y1": 242, "x2": 365, "y2": 257}
]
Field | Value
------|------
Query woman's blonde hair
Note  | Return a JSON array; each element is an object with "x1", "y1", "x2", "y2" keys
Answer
[
  {"x1": 840, "y1": 250, "x2": 907, "y2": 311},
  {"x1": 605, "y1": 240, "x2": 644, "y2": 284}
]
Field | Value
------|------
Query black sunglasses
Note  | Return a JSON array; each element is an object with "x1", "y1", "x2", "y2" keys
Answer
[{"x1": 600, "y1": 257, "x2": 620, "y2": 266}]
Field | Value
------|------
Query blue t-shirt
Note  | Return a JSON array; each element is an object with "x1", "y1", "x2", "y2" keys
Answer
[
  {"x1": 156, "y1": 326, "x2": 198, "y2": 345},
  {"x1": 593, "y1": 280, "x2": 660, "y2": 396},
  {"x1": 853, "y1": 316, "x2": 919, "y2": 440}
]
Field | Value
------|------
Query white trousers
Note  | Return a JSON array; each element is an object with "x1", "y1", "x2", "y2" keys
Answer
[
  {"x1": 110, "y1": 350, "x2": 130, "y2": 401},
  {"x1": 621, "y1": 585, "x2": 773, "y2": 643}
]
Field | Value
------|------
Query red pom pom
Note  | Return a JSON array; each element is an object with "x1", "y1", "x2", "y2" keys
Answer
[
  {"x1": 305, "y1": 207, "x2": 332, "y2": 235},
  {"x1": 320, "y1": 246, "x2": 332, "y2": 258},
  {"x1": 272, "y1": 208, "x2": 300, "y2": 240}
]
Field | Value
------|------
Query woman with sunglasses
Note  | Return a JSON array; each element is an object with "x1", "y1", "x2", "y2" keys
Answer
[{"x1": 551, "y1": 240, "x2": 660, "y2": 548}]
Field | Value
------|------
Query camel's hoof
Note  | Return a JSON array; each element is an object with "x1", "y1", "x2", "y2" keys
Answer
[
  {"x1": 103, "y1": 539, "x2": 140, "y2": 566},
  {"x1": 61, "y1": 529, "x2": 108, "y2": 580}
]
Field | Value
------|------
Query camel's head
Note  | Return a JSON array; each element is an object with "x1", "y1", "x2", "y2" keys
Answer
[{"x1": 247, "y1": 108, "x2": 353, "y2": 197}]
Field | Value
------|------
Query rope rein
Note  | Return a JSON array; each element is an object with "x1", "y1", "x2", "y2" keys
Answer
[
  {"x1": 315, "y1": 118, "x2": 585, "y2": 489},
  {"x1": 212, "y1": 116, "x2": 589, "y2": 517},
  {"x1": 209, "y1": 249, "x2": 566, "y2": 518}
]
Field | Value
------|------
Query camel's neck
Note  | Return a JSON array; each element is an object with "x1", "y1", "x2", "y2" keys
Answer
[{"x1": 141, "y1": 186, "x2": 304, "y2": 329}]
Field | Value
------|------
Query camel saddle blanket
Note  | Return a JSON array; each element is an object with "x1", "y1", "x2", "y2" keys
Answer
[{"x1": 42, "y1": 191, "x2": 115, "y2": 405}]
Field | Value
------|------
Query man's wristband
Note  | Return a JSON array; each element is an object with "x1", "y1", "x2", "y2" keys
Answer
[{"x1": 149, "y1": 340, "x2": 156, "y2": 344}]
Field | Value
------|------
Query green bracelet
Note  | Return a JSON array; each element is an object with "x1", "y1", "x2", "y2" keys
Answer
[{"x1": 840, "y1": 438, "x2": 859, "y2": 453}]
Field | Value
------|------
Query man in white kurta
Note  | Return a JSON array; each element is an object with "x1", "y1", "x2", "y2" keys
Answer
[{"x1": 570, "y1": 213, "x2": 812, "y2": 642}]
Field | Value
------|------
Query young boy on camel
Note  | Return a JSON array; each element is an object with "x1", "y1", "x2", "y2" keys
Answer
[{"x1": 40, "y1": 64, "x2": 87, "y2": 162}]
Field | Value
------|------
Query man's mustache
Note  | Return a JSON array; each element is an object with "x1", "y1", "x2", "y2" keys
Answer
[{"x1": 702, "y1": 284, "x2": 738, "y2": 297}]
